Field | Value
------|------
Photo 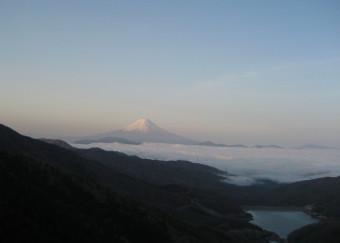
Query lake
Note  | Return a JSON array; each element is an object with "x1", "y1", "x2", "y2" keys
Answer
[{"x1": 247, "y1": 209, "x2": 319, "y2": 239}]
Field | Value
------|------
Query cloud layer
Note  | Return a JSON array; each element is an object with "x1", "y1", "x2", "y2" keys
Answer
[{"x1": 73, "y1": 143, "x2": 340, "y2": 185}]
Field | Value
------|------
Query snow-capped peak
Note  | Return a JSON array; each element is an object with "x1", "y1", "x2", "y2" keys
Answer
[
  {"x1": 79, "y1": 118, "x2": 196, "y2": 144},
  {"x1": 122, "y1": 118, "x2": 162, "y2": 132}
]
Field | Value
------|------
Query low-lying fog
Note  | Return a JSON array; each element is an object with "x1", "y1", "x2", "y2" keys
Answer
[{"x1": 72, "y1": 143, "x2": 340, "y2": 185}]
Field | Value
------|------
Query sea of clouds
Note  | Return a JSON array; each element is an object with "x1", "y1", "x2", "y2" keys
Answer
[{"x1": 72, "y1": 143, "x2": 340, "y2": 185}]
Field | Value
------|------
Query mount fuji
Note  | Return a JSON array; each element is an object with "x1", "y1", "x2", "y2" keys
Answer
[{"x1": 77, "y1": 118, "x2": 196, "y2": 145}]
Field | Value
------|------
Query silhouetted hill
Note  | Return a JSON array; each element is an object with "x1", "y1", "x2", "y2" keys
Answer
[
  {"x1": 0, "y1": 124, "x2": 271, "y2": 242},
  {"x1": 48, "y1": 139, "x2": 259, "y2": 215},
  {"x1": 39, "y1": 138, "x2": 252, "y2": 206},
  {"x1": 1, "y1": 126, "x2": 237, "y2": 207},
  {"x1": 0, "y1": 125, "x2": 191, "y2": 207},
  {"x1": 288, "y1": 220, "x2": 340, "y2": 243},
  {"x1": 39, "y1": 138, "x2": 76, "y2": 150},
  {"x1": 75, "y1": 147, "x2": 227, "y2": 190},
  {"x1": 0, "y1": 151, "x2": 239, "y2": 243},
  {"x1": 257, "y1": 176, "x2": 340, "y2": 218}
]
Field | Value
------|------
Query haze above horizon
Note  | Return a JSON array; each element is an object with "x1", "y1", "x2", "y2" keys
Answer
[{"x1": 1, "y1": 0, "x2": 339, "y2": 147}]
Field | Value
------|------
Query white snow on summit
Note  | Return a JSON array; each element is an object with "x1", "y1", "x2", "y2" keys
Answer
[
  {"x1": 79, "y1": 118, "x2": 196, "y2": 145},
  {"x1": 122, "y1": 118, "x2": 162, "y2": 132}
]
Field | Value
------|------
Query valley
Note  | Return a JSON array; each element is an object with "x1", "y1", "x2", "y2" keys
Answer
[
  {"x1": 1, "y1": 124, "x2": 339, "y2": 243},
  {"x1": 3, "y1": 1, "x2": 338, "y2": 242}
]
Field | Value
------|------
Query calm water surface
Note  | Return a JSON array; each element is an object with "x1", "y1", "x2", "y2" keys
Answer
[{"x1": 248, "y1": 210, "x2": 319, "y2": 238}]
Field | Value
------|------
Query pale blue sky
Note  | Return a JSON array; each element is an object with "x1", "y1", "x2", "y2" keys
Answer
[{"x1": 1, "y1": 0, "x2": 339, "y2": 146}]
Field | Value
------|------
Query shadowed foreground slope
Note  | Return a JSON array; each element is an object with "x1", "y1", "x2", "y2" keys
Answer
[
  {"x1": 0, "y1": 124, "x2": 271, "y2": 242},
  {"x1": 257, "y1": 176, "x2": 340, "y2": 218},
  {"x1": 288, "y1": 220, "x2": 340, "y2": 243},
  {"x1": 0, "y1": 151, "x2": 236, "y2": 243}
]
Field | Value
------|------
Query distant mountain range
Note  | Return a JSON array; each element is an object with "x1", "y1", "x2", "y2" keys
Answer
[
  {"x1": 67, "y1": 118, "x2": 275, "y2": 148},
  {"x1": 295, "y1": 144, "x2": 335, "y2": 150},
  {"x1": 194, "y1": 141, "x2": 248, "y2": 148},
  {"x1": 64, "y1": 118, "x2": 338, "y2": 150},
  {"x1": 78, "y1": 118, "x2": 196, "y2": 145},
  {"x1": 253, "y1": 144, "x2": 283, "y2": 149}
]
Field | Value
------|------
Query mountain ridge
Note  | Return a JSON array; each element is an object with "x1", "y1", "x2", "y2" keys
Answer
[
  {"x1": 80, "y1": 118, "x2": 197, "y2": 145},
  {"x1": 0, "y1": 123, "x2": 276, "y2": 242}
]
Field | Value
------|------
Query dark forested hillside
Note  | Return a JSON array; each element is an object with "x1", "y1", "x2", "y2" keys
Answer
[
  {"x1": 0, "y1": 151, "x2": 236, "y2": 243},
  {"x1": 254, "y1": 177, "x2": 340, "y2": 243},
  {"x1": 288, "y1": 220, "x2": 340, "y2": 243},
  {"x1": 76, "y1": 147, "x2": 226, "y2": 189},
  {"x1": 0, "y1": 125, "x2": 242, "y2": 210},
  {"x1": 256, "y1": 176, "x2": 340, "y2": 218},
  {"x1": 0, "y1": 124, "x2": 272, "y2": 242},
  {"x1": 0, "y1": 125, "x2": 195, "y2": 207}
]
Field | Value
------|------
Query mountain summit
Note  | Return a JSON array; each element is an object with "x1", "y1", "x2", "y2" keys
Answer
[
  {"x1": 82, "y1": 119, "x2": 196, "y2": 145},
  {"x1": 122, "y1": 118, "x2": 162, "y2": 132}
]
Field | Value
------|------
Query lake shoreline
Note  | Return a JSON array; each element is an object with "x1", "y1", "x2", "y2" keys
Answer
[
  {"x1": 245, "y1": 207, "x2": 320, "y2": 241},
  {"x1": 242, "y1": 205, "x2": 328, "y2": 220},
  {"x1": 242, "y1": 205, "x2": 305, "y2": 211}
]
